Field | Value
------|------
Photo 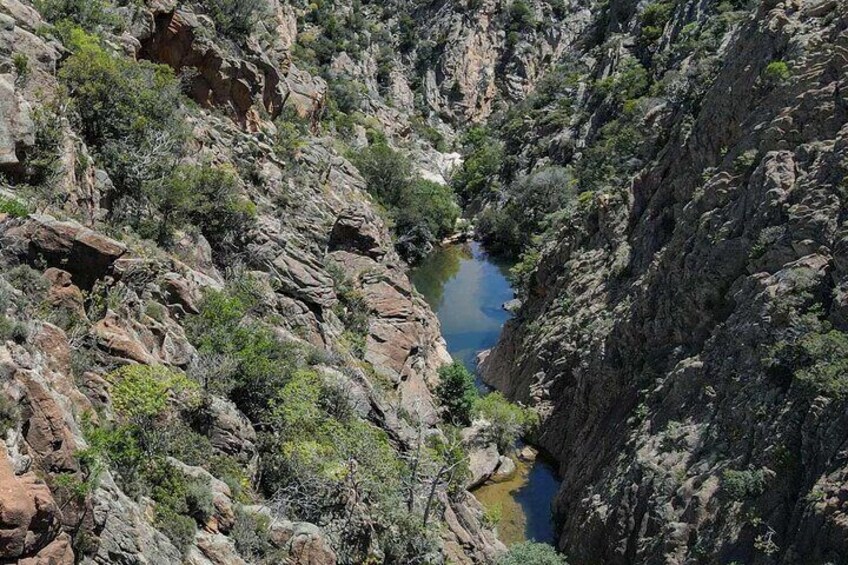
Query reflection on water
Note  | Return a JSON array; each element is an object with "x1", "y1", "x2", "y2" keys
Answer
[
  {"x1": 411, "y1": 242, "x2": 562, "y2": 546},
  {"x1": 472, "y1": 455, "x2": 560, "y2": 545},
  {"x1": 410, "y1": 241, "x2": 514, "y2": 376}
]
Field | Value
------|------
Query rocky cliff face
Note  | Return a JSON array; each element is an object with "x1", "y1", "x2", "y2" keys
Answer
[
  {"x1": 0, "y1": 0, "x2": 568, "y2": 562},
  {"x1": 480, "y1": 0, "x2": 848, "y2": 562}
]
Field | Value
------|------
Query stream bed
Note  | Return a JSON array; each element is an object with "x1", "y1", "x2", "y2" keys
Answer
[{"x1": 410, "y1": 241, "x2": 561, "y2": 546}]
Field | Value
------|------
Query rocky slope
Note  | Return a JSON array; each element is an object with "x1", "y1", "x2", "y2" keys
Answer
[
  {"x1": 0, "y1": 0, "x2": 572, "y2": 563},
  {"x1": 479, "y1": 0, "x2": 848, "y2": 563}
]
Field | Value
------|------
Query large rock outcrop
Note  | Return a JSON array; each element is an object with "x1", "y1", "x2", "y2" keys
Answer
[{"x1": 482, "y1": 0, "x2": 848, "y2": 562}]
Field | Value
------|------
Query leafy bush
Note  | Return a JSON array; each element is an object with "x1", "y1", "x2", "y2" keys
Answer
[
  {"x1": 640, "y1": 2, "x2": 674, "y2": 42},
  {"x1": 154, "y1": 506, "x2": 197, "y2": 555},
  {"x1": 261, "y1": 368, "x2": 435, "y2": 563},
  {"x1": 769, "y1": 329, "x2": 848, "y2": 397},
  {"x1": 722, "y1": 468, "x2": 767, "y2": 500},
  {"x1": 0, "y1": 315, "x2": 28, "y2": 343},
  {"x1": 231, "y1": 506, "x2": 274, "y2": 561},
  {"x1": 475, "y1": 392, "x2": 538, "y2": 451},
  {"x1": 477, "y1": 167, "x2": 575, "y2": 256},
  {"x1": 59, "y1": 27, "x2": 186, "y2": 226},
  {"x1": 763, "y1": 60, "x2": 790, "y2": 86},
  {"x1": 187, "y1": 284, "x2": 300, "y2": 420},
  {"x1": 152, "y1": 164, "x2": 256, "y2": 250},
  {"x1": 0, "y1": 197, "x2": 28, "y2": 218},
  {"x1": 204, "y1": 0, "x2": 266, "y2": 39},
  {"x1": 5, "y1": 265, "x2": 49, "y2": 304},
  {"x1": 498, "y1": 542, "x2": 568, "y2": 565},
  {"x1": 351, "y1": 143, "x2": 413, "y2": 206},
  {"x1": 35, "y1": 0, "x2": 123, "y2": 32},
  {"x1": 451, "y1": 127, "x2": 503, "y2": 203},
  {"x1": 0, "y1": 394, "x2": 20, "y2": 433},
  {"x1": 595, "y1": 56, "x2": 649, "y2": 104},
  {"x1": 110, "y1": 365, "x2": 197, "y2": 425},
  {"x1": 436, "y1": 362, "x2": 478, "y2": 426},
  {"x1": 351, "y1": 143, "x2": 459, "y2": 260}
]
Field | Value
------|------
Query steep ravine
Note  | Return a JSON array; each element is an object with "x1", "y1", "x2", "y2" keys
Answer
[
  {"x1": 411, "y1": 241, "x2": 563, "y2": 548},
  {"x1": 478, "y1": 0, "x2": 848, "y2": 563}
]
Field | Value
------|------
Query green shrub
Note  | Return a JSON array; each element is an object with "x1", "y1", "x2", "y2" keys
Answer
[
  {"x1": 451, "y1": 128, "x2": 503, "y2": 203},
  {"x1": 204, "y1": 0, "x2": 266, "y2": 39},
  {"x1": 763, "y1": 60, "x2": 790, "y2": 86},
  {"x1": 110, "y1": 365, "x2": 197, "y2": 425},
  {"x1": 35, "y1": 0, "x2": 123, "y2": 32},
  {"x1": 722, "y1": 468, "x2": 767, "y2": 500},
  {"x1": 350, "y1": 143, "x2": 413, "y2": 206},
  {"x1": 231, "y1": 506, "x2": 273, "y2": 561},
  {"x1": 594, "y1": 56, "x2": 649, "y2": 103},
  {"x1": 19, "y1": 106, "x2": 64, "y2": 199},
  {"x1": 508, "y1": 1, "x2": 536, "y2": 34},
  {"x1": 395, "y1": 179, "x2": 459, "y2": 240},
  {"x1": 153, "y1": 164, "x2": 256, "y2": 250},
  {"x1": 769, "y1": 330, "x2": 848, "y2": 397},
  {"x1": 436, "y1": 362, "x2": 478, "y2": 426},
  {"x1": 154, "y1": 506, "x2": 197, "y2": 555},
  {"x1": 187, "y1": 285, "x2": 300, "y2": 420},
  {"x1": 640, "y1": 2, "x2": 674, "y2": 42},
  {"x1": 59, "y1": 27, "x2": 186, "y2": 224},
  {"x1": 0, "y1": 315, "x2": 29, "y2": 344},
  {"x1": 0, "y1": 197, "x2": 29, "y2": 218},
  {"x1": 475, "y1": 392, "x2": 538, "y2": 451},
  {"x1": 0, "y1": 394, "x2": 20, "y2": 433},
  {"x1": 5, "y1": 265, "x2": 49, "y2": 304},
  {"x1": 498, "y1": 542, "x2": 568, "y2": 565},
  {"x1": 351, "y1": 143, "x2": 460, "y2": 260}
]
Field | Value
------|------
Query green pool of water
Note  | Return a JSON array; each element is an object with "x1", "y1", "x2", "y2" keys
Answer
[{"x1": 411, "y1": 241, "x2": 561, "y2": 545}]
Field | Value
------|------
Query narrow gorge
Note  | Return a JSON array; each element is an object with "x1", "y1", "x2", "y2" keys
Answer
[{"x1": 0, "y1": 0, "x2": 847, "y2": 564}]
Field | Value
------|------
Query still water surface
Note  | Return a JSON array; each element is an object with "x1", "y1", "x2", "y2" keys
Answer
[{"x1": 410, "y1": 241, "x2": 561, "y2": 545}]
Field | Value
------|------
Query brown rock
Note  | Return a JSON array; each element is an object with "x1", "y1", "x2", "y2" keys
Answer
[
  {"x1": 328, "y1": 206, "x2": 388, "y2": 259},
  {"x1": 0, "y1": 444, "x2": 67, "y2": 561},
  {"x1": 17, "y1": 373, "x2": 78, "y2": 474},
  {"x1": 92, "y1": 312, "x2": 158, "y2": 365},
  {"x1": 2, "y1": 215, "x2": 125, "y2": 289}
]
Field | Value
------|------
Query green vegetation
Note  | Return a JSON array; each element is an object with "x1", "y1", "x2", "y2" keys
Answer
[
  {"x1": 204, "y1": 0, "x2": 265, "y2": 39},
  {"x1": 477, "y1": 166, "x2": 576, "y2": 255},
  {"x1": 261, "y1": 369, "x2": 440, "y2": 562},
  {"x1": 722, "y1": 468, "x2": 767, "y2": 500},
  {"x1": 35, "y1": 0, "x2": 123, "y2": 32},
  {"x1": 351, "y1": 143, "x2": 459, "y2": 261},
  {"x1": 475, "y1": 392, "x2": 538, "y2": 451},
  {"x1": 498, "y1": 541, "x2": 569, "y2": 564},
  {"x1": 0, "y1": 196, "x2": 29, "y2": 217},
  {"x1": 0, "y1": 394, "x2": 19, "y2": 433},
  {"x1": 153, "y1": 164, "x2": 256, "y2": 249},
  {"x1": 769, "y1": 328, "x2": 848, "y2": 397},
  {"x1": 436, "y1": 362, "x2": 478, "y2": 426},
  {"x1": 186, "y1": 281, "x2": 300, "y2": 420},
  {"x1": 763, "y1": 60, "x2": 791, "y2": 86},
  {"x1": 326, "y1": 261, "x2": 370, "y2": 358},
  {"x1": 451, "y1": 127, "x2": 504, "y2": 204},
  {"x1": 78, "y1": 365, "x2": 215, "y2": 554},
  {"x1": 640, "y1": 1, "x2": 675, "y2": 43},
  {"x1": 58, "y1": 27, "x2": 188, "y2": 232}
]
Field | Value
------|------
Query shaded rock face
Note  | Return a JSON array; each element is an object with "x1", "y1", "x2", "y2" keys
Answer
[
  {"x1": 138, "y1": 9, "x2": 287, "y2": 129},
  {"x1": 0, "y1": 73, "x2": 33, "y2": 172},
  {"x1": 1, "y1": 215, "x2": 126, "y2": 289},
  {"x1": 481, "y1": 1, "x2": 848, "y2": 563}
]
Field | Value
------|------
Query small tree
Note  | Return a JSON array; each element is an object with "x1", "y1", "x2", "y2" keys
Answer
[
  {"x1": 475, "y1": 392, "x2": 537, "y2": 451},
  {"x1": 436, "y1": 362, "x2": 478, "y2": 426},
  {"x1": 205, "y1": 0, "x2": 266, "y2": 40},
  {"x1": 350, "y1": 143, "x2": 412, "y2": 206}
]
